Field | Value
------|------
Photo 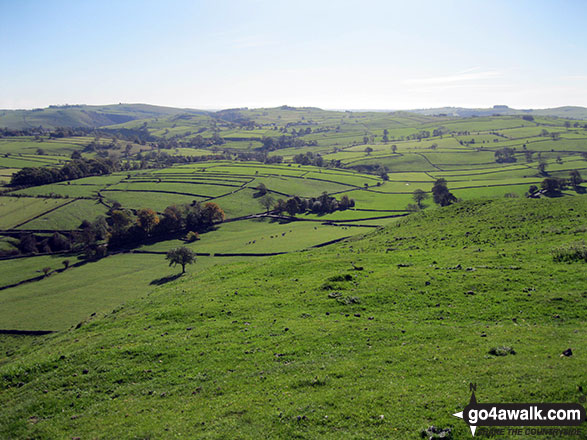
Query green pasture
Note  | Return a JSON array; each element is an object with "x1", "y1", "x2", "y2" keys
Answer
[
  {"x1": 107, "y1": 181, "x2": 239, "y2": 198},
  {"x1": 102, "y1": 191, "x2": 203, "y2": 212},
  {"x1": 18, "y1": 199, "x2": 109, "y2": 230},
  {"x1": 0, "y1": 197, "x2": 70, "y2": 229},
  {"x1": 0, "y1": 252, "x2": 244, "y2": 331},
  {"x1": 141, "y1": 218, "x2": 371, "y2": 255},
  {"x1": 0, "y1": 254, "x2": 82, "y2": 289}
]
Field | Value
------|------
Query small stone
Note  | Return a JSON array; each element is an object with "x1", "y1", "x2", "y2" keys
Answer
[{"x1": 562, "y1": 348, "x2": 573, "y2": 357}]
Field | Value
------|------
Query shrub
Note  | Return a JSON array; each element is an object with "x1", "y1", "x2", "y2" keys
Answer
[
  {"x1": 551, "y1": 241, "x2": 587, "y2": 263},
  {"x1": 185, "y1": 231, "x2": 200, "y2": 242}
]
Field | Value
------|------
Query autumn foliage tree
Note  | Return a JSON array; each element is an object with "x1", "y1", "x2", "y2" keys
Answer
[{"x1": 137, "y1": 208, "x2": 160, "y2": 235}]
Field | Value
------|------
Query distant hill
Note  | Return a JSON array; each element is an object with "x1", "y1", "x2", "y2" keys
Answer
[
  {"x1": 408, "y1": 105, "x2": 587, "y2": 120},
  {"x1": 0, "y1": 103, "x2": 208, "y2": 129},
  {"x1": 2, "y1": 103, "x2": 587, "y2": 130}
]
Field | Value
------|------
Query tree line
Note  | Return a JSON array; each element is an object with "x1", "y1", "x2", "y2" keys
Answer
[
  {"x1": 4, "y1": 201, "x2": 226, "y2": 259},
  {"x1": 266, "y1": 192, "x2": 355, "y2": 216},
  {"x1": 10, "y1": 158, "x2": 119, "y2": 187}
]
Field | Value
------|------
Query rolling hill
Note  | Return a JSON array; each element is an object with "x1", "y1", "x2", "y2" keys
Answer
[{"x1": 0, "y1": 104, "x2": 208, "y2": 130}]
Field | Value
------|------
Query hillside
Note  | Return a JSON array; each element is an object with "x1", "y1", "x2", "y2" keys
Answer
[
  {"x1": 1, "y1": 197, "x2": 585, "y2": 439},
  {"x1": 0, "y1": 104, "x2": 207, "y2": 129},
  {"x1": 3, "y1": 104, "x2": 587, "y2": 131},
  {"x1": 409, "y1": 105, "x2": 587, "y2": 120}
]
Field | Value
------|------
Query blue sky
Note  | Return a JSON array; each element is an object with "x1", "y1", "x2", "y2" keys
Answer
[{"x1": 1, "y1": 0, "x2": 586, "y2": 109}]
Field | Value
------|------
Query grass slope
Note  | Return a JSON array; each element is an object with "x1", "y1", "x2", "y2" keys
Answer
[{"x1": 0, "y1": 197, "x2": 585, "y2": 439}]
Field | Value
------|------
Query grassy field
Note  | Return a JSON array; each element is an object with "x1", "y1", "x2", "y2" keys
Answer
[
  {"x1": 0, "y1": 197, "x2": 71, "y2": 229},
  {"x1": 0, "y1": 197, "x2": 584, "y2": 439}
]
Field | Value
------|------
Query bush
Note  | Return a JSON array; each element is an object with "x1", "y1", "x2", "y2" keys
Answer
[
  {"x1": 551, "y1": 241, "x2": 587, "y2": 263},
  {"x1": 185, "y1": 231, "x2": 200, "y2": 242}
]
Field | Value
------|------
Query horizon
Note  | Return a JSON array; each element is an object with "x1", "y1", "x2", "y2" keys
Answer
[
  {"x1": 2, "y1": 0, "x2": 586, "y2": 110},
  {"x1": 2, "y1": 102, "x2": 585, "y2": 113}
]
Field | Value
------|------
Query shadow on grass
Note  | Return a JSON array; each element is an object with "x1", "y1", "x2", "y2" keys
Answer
[{"x1": 150, "y1": 273, "x2": 182, "y2": 286}]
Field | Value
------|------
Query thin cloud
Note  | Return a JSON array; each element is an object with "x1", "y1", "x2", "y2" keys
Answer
[{"x1": 403, "y1": 69, "x2": 502, "y2": 85}]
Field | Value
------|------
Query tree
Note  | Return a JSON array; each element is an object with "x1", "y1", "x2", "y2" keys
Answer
[
  {"x1": 494, "y1": 147, "x2": 517, "y2": 163},
  {"x1": 166, "y1": 247, "x2": 196, "y2": 274},
  {"x1": 365, "y1": 146, "x2": 373, "y2": 155},
  {"x1": 255, "y1": 183, "x2": 268, "y2": 196},
  {"x1": 49, "y1": 232, "x2": 71, "y2": 251},
  {"x1": 201, "y1": 202, "x2": 225, "y2": 225},
  {"x1": 431, "y1": 179, "x2": 457, "y2": 207},
  {"x1": 18, "y1": 233, "x2": 37, "y2": 254},
  {"x1": 259, "y1": 194, "x2": 275, "y2": 213},
  {"x1": 541, "y1": 177, "x2": 565, "y2": 195},
  {"x1": 42, "y1": 267, "x2": 51, "y2": 277},
  {"x1": 285, "y1": 198, "x2": 300, "y2": 216},
  {"x1": 137, "y1": 208, "x2": 160, "y2": 235},
  {"x1": 412, "y1": 189, "x2": 429, "y2": 208},
  {"x1": 274, "y1": 198, "x2": 287, "y2": 214},
  {"x1": 391, "y1": 145, "x2": 398, "y2": 153},
  {"x1": 62, "y1": 259, "x2": 70, "y2": 270},
  {"x1": 339, "y1": 194, "x2": 354, "y2": 210}
]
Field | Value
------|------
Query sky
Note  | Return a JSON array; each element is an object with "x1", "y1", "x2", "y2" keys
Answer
[{"x1": 1, "y1": 0, "x2": 587, "y2": 110}]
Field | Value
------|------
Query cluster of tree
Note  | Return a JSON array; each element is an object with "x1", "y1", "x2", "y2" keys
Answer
[
  {"x1": 10, "y1": 158, "x2": 118, "y2": 187},
  {"x1": 0, "y1": 232, "x2": 74, "y2": 257},
  {"x1": 272, "y1": 192, "x2": 355, "y2": 216},
  {"x1": 0, "y1": 127, "x2": 152, "y2": 145},
  {"x1": 234, "y1": 151, "x2": 283, "y2": 164},
  {"x1": 292, "y1": 151, "x2": 341, "y2": 168},
  {"x1": 260, "y1": 135, "x2": 317, "y2": 151},
  {"x1": 406, "y1": 130, "x2": 431, "y2": 140},
  {"x1": 105, "y1": 201, "x2": 225, "y2": 251},
  {"x1": 494, "y1": 147, "x2": 517, "y2": 163},
  {"x1": 539, "y1": 129, "x2": 561, "y2": 140},
  {"x1": 527, "y1": 170, "x2": 584, "y2": 197},
  {"x1": 432, "y1": 127, "x2": 448, "y2": 137}
]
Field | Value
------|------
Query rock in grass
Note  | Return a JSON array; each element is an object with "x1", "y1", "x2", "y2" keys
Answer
[{"x1": 561, "y1": 348, "x2": 573, "y2": 357}]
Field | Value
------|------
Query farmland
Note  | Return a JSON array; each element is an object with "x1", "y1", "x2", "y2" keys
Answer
[
  {"x1": 0, "y1": 106, "x2": 586, "y2": 438},
  {"x1": 1, "y1": 107, "x2": 586, "y2": 331}
]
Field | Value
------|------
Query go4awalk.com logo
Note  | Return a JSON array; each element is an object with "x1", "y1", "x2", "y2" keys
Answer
[{"x1": 453, "y1": 384, "x2": 586, "y2": 437}]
